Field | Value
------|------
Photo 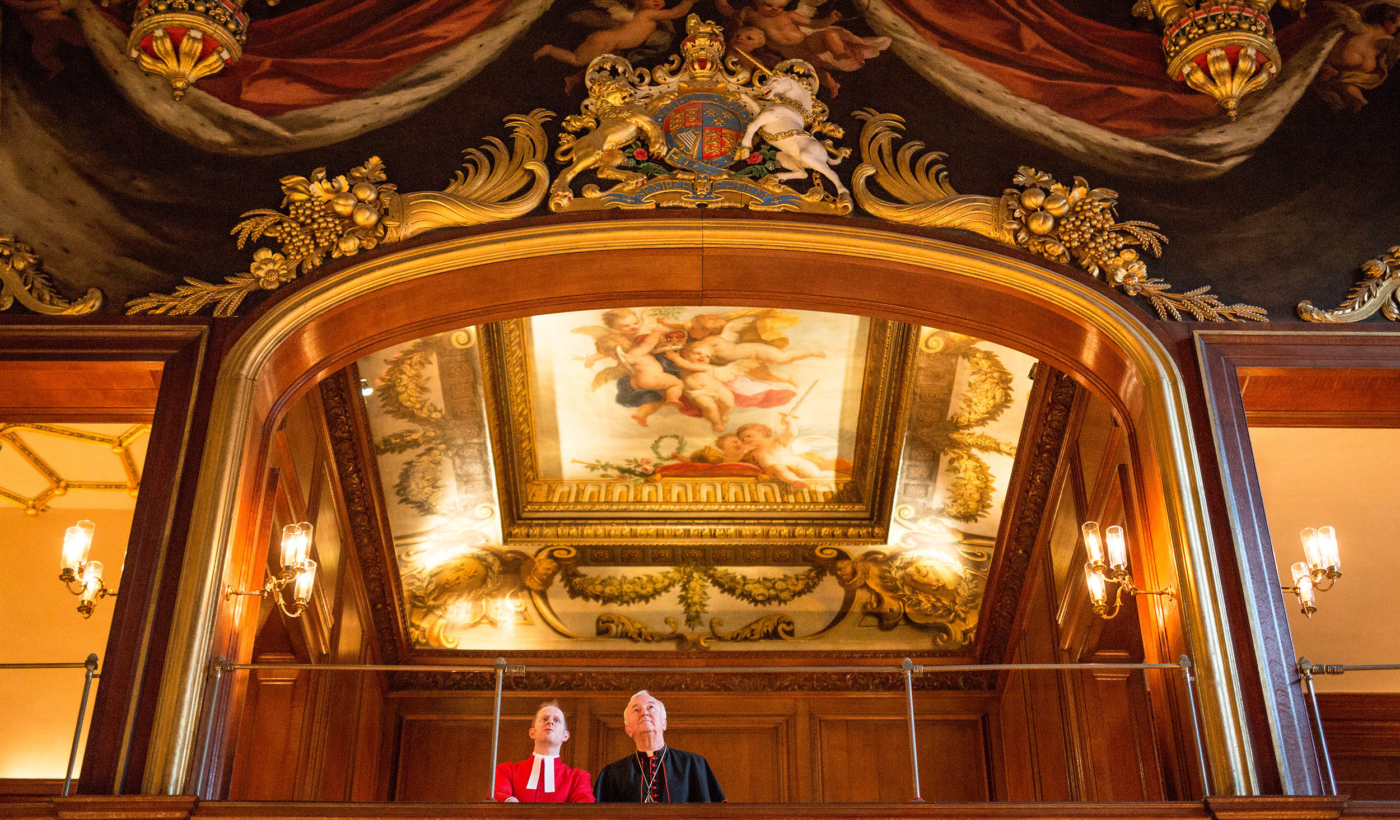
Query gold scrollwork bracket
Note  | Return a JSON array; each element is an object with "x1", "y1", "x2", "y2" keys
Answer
[
  {"x1": 851, "y1": 110, "x2": 1267, "y2": 323},
  {"x1": 0, "y1": 237, "x2": 104, "y2": 316},
  {"x1": 125, "y1": 111, "x2": 553, "y2": 317},
  {"x1": 1298, "y1": 245, "x2": 1400, "y2": 322}
]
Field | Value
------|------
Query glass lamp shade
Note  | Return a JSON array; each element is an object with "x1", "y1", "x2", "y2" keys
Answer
[
  {"x1": 1105, "y1": 525, "x2": 1129, "y2": 572},
  {"x1": 1082, "y1": 521, "x2": 1105, "y2": 567},
  {"x1": 280, "y1": 523, "x2": 313, "y2": 571},
  {"x1": 292, "y1": 559, "x2": 317, "y2": 606},
  {"x1": 80, "y1": 561, "x2": 105, "y2": 606},
  {"x1": 1291, "y1": 561, "x2": 1317, "y2": 612},
  {"x1": 1085, "y1": 564, "x2": 1109, "y2": 609},
  {"x1": 1301, "y1": 527, "x2": 1341, "y2": 577},
  {"x1": 62, "y1": 520, "x2": 95, "y2": 574}
]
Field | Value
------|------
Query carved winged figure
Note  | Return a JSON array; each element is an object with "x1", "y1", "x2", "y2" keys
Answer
[
  {"x1": 737, "y1": 73, "x2": 851, "y2": 196},
  {"x1": 551, "y1": 71, "x2": 669, "y2": 210}
]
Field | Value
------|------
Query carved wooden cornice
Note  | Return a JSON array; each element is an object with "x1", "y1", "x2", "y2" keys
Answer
[{"x1": 385, "y1": 668, "x2": 998, "y2": 693}]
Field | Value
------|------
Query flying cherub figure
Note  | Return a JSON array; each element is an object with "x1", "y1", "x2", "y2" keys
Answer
[
  {"x1": 714, "y1": 0, "x2": 889, "y2": 93},
  {"x1": 736, "y1": 415, "x2": 835, "y2": 489},
  {"x1": 687, "y1": 313, "x2": 826, "y2": 384},
  {"x1": 663, "y1": 345, "x2": 762, "y2": 432},
  {"x1": 1314, "y1": 1, "x2": 1400, "y2": 111},
  {"x1": 535, "y1": 0, "x2": 698, "y2": 67}
]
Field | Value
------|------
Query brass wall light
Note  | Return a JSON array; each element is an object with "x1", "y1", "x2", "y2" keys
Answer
[
  {"x1": 225, "y1": 522, "x2": 318, "y2": 617},
  {"x1": 1282, "y1": 526, "x2": 1341, "y2": 617},
  {"x1": 59, "y1": 520, "x2": 118, "y2": 618},
  {"x1": 1082, "y1": 521, "x2": 1176, "y2": 620}
]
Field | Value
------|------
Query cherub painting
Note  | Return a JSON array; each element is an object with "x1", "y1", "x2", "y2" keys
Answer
[
  {"x1": 714, "y1": 0, "x2": 890, "y2": 94},
  {"x1": 1314, "y1": 1, "x2": 1400, "y2": 112},
  {"x1": 736, "y1": 414, "x2": 848, "y2": 489},
  {"x1": 535, "y1": 0, "x2": 697, "y2": 67}
]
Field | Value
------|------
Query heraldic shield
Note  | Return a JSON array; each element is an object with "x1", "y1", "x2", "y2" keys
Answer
[{"x1": 549, "y1": 15, "x2": 852, "y2": 214}]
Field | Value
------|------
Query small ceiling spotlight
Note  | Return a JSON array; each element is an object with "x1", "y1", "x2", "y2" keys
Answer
[
  {"x1": 1282, "y1": 527, "x2": 1341, "y2": 618},
  {"x1": 225, "y1": 522, "x2": 319, "y2": 618},
  {"x1": 1082, "y1": 521, "x2": 1176, "y2": 620},
  {"x1": 59, "y1": 520, "x2": 118, "y2": 618}
]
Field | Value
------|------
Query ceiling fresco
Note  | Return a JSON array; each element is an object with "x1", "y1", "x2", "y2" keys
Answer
[
  {"x1": 355, "y1": 309, "x2": 1037, "y2": 652},
  {"x1": 2, "y1": 0, "x2": 1398, "y2": 322}
]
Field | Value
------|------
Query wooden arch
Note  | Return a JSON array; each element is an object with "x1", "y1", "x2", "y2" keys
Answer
[{"x1": 140, "y1": 216, "x2": 1257, "y2": 797}]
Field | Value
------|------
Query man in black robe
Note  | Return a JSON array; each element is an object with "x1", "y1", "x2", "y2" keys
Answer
[{"x1": 594, "y1": 690, "x2": 725, "y2": 803}]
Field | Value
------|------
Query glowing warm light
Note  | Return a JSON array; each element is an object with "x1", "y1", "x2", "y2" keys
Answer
[
  {"x1": 280, "y1": 522, "x2": 313, "y2": 571},
  {"x1": 415, "y1": 542, "x2": 469, "y2": 573},
  {"x1": 1301, "y1": 526, "x2": 1340, "y2": 576},
  {"x1": 1085, "y1": 564, "x2": 1108, "y2": 609},
  {"x1": 293, "y1": 559, "x2": 317, "y2": 606},
  {"x1": 446, "y1": 600, "x2": 476, "y2": 624},
  {"x1": 62, "y1": 520, "x2": 95, "y2": 574},
  {"x1": 79, "y1": 561, "x2": 105, "y2": 608},
  {"x1": 494, "y1": 597, "x2": 515, "y2": 629},
  {"x1": 1082, "y1": 521, "x2": 1105, "y2": 567},
  {"x1": 1291, "y1": 561, "x2": 1317, "y2": 614},
  {"x1": 1105, "y1": 525, "x2": 1129, "y2": 572}
]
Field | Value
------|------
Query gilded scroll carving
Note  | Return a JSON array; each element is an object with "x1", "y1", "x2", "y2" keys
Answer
[
  {"x1": 0, "y1": 237, "x2": 103, "y2": 316},
  {"x1": 1298, "y1": 245, "x2": 1400, "y2": 322}
]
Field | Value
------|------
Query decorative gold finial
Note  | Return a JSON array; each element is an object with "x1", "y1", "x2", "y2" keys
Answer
[
  {"x1": 127, "y1": 1, "x2": 249, "y2": 100},
  {"x1": 0, "y1": 237, "x2": 104, "y2": 316}
]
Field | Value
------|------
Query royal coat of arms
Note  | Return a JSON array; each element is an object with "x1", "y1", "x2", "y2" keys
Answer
[{"x1": 550, "y1": 15, "x2": 852, "y2": 215}]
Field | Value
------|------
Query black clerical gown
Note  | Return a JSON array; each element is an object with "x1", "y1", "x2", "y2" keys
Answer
[{"x1": 594, "y1": 747, "x2": 725, "y2": 803}]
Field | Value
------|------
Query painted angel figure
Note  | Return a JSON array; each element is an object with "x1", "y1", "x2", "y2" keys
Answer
[
  {"x1": 1314, "y1": 1, "x2": 1400, "y2": 112},
  {"x1": 664, "y1": 345, "x2": 766, "y2": 432},
  {"x1": 573, "y1": 309, "x2": 688, "y2": 426},
  {"x1": 686, "y1": 312, "x2": 826, "y2": 382},
  {"x1": 535, "y1": 0, "x2": 697, "y2": 67},
  {"x1": 713, "y1": 0, "x2": 889, "y2": 94},
  {"x1": 735, "y1": 414, "x2": 838, "y2": 489}
]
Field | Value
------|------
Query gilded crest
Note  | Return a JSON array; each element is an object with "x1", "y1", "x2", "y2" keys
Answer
[{"x1": 550, "y1": 15, "x2": 852, "y2": 215}]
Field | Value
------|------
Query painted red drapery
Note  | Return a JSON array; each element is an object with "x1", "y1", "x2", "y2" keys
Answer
[
  {"x1": 878, "y1": 0, "x2": 1320, "y2": 138},
  {"x1": 188, "y1": 0, "x2": 515, "y2": 116}
]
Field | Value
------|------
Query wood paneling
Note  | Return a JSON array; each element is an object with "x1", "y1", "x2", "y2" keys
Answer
[
  {"x1": 815, "y1": 715, "x2": 989, "y2": 803},
  {"x1": 1318, "y1": 694, "x2": 1400, "y2": 800},
  {"x1": 1239, "y1": 368, "x2": 1400, "y2": 428},
  {"x1": 394, "y1": 716, "x2": 537, "y2": 802},
  {"x1": 0, "y1": 361, "x2": 162, "y2": 422},
  {"x1": 595, "y1": 715, "x2": 789, "y2": 803}
]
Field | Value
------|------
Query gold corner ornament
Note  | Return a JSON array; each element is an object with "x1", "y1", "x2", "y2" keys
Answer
[
  {"x1": 549, "y1": 15, "x2": 852, "y2": 215},
  {"x1": 1131, "y1": 0, "x2": 1305, "y2": 119},
  {"x1": 1298, "y1": 245, "x2": 1400, "y2": 322},
  {"x1": 127, "y1": 0, "x2": 250, "y2": 99},
  {"x1": 0, "y1": 237, "x2": 104, "y2": 316},
  {"x1": 125, "y1": 111, "x2": 552, "y2": 317},
  {"x1": 851, "y1": 111, "x2": 1267, "y2": 323}
]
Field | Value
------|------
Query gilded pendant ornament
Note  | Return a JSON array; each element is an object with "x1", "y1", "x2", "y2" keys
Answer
[
  {"x1": 852, "y1": 111, "x2": 1267, "y2": 322},
  {"x1": 127, "y1": 0, "x2": 249, "y2": 100},
  {"x1": 1131, "y1": 0, "x2": 1305, "y2": 118},
  {"x1": 125, "y1": 112, "x2": 552, "y2": 317},
  {"x1": 0, "y1": 237, "x2": 104, "y2": 316},
  {"x1": 1299, "y1": 245, "x2": 1400, "y2": 322},
  {"x1": 549, "y1": 16, "x2": 852, "y2": 215}
]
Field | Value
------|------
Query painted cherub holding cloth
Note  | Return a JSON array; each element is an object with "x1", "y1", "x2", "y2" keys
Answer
[
  {"x1": 663, "y1": 345, "x2": 762, "y2": 432},
  {"x1": 686, "y1": 313, "x2": 825, "y2": 385},
  {"x1": 736, "y1": 415, "x2": 835, "y2": 489}
]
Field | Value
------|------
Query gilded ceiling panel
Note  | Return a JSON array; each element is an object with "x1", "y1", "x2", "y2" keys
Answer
[{"x1": 356, "y1": 308, "x2": 1037, "y2": 653}]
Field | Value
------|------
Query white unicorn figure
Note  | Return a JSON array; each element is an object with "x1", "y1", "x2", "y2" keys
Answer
[{"x1": 736, "y1": 75, "x2": 849, "y2": 196}]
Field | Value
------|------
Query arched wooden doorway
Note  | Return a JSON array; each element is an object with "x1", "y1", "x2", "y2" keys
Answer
[{"x1": 140, "y1": 217, "x2": 1257, "y2": 797}]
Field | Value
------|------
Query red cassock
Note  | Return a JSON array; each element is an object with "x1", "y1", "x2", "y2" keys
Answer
[{"x1": 493, "y1": 757, "x2": 595, "y2": 803}]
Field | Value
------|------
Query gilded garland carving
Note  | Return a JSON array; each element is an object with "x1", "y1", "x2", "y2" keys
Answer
[
  {"x1": 1298, "y1": 245, "x2": 1400, "y2": 322},
  {"x1": 0, "y1": 237, "x2": 104, "y2": 316},
  {"x1": 125, "y1": 112, "x2": 552, "y2": 317},
  {"x1": 852, "y1": 111, "x2": 1267, "y2": 323}
]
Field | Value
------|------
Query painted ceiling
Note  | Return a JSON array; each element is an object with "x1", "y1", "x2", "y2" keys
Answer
[
  {"x1": 2, "y1": 0, "x2": 1398, "y2": 322},
  {"x1": 355, "y1": 307, "x2": 1038, "y2": 652},
  {"x1": 0, "y1": 424, "x2": 150, "y2": 514}
]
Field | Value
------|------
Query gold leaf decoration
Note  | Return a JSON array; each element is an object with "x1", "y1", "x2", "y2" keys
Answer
[
  {"x1": 125, "y1": 112, "x2": 553, "y2": 317},
  {"x1": 1299, "y1": 245, "x2": 1400, "y2": 322},
  {"x1": 0, "y1": 237, "x2": 103, "y2": 316},
  {"x1": 852, "y1": 111, "x2": 1267, "y2": 323}
]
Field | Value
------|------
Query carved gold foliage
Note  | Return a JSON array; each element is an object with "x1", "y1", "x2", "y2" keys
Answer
[
  {"x1": 595, "y1": 612, "x2": 797, "y2": 649},
  {"x1": 125, "y1": 112, "x2": 552, "y2": 317},
  {"x1": 852, "y1": 111, "x2": 1267, "y2": 323},
  {"x1": 0, "y1": 237, "x2": 103, "y2": 316},
  {"x1": 1299, "y1": 245, "x2": 1400, "y2": 322},
  {"x1": 562, "y1": 563, "x2": 827, "y2": 629}
]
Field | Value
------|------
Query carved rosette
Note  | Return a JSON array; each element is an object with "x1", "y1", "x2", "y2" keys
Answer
[
  {"x1": 852, "y1": 110, "x2": 1267, "y2": 322},
  {"x1": 1133, "y1": 0, "x2": 1304, "y2": 119},
  {"x1": 1299, "y1": 245, "x2": 1400, "y2": 322},
  {"x1": 0, "y1": 237, "x2": 103, "y2": 316},
  {"x1": 128, "y1": 0, "x2": 249, "y2": 100}
]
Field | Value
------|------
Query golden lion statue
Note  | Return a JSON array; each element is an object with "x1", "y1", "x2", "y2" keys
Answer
[{"x1": 550, "y1": 75, "x2": 668, "y2": 210}]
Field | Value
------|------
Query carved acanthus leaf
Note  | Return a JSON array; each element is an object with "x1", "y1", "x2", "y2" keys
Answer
[
  {"x1": 1299, "y1": 245, "x2": 1400, "y2": 322},
  {"x1": 0, "y1": 237, "x2": 103, "y2": 316}
]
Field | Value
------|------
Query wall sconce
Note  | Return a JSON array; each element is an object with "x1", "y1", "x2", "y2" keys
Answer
[
  {"x1": 1082, "y1": 521, "x2": 1175, "y2": 620},
  {"x1": 59, "y1": 520, "x2": 118, "y2": 618},
  {"x1": 1282, "y1": 526, "x2": 1341, "y2": 618},
  {"x1": 225, "y1": 522, "x2": 318, "y2": 617}
]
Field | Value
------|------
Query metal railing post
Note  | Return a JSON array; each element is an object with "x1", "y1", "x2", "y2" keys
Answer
[
  {"x1": 1176, "y1": 655, "x2": 1211, "y2": 797},
  {"x1": 488, "y1": 658, "x2": 505, "y2": 801},
  {"x1": 902, "y1": 658, "x2": 923, "y2": 802},
  {"x1": 195, "y1": 656, "x2": 228, "y2": 798},
  {"x1": 1298, "y1": 658, "x2": 1337, "y2": 796},
  {"x1": 63, "y1": 654, "x2": 99, "y2": 796}
]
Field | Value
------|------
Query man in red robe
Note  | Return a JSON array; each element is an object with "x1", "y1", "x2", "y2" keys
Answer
[{"x1": 493, "y1": 701, "x2": 595, "y2": 803}]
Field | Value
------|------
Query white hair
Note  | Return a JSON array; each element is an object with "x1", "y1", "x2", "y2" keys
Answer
[{"x1": 624, "y1": 690, "x2": 667, "y2": 721}]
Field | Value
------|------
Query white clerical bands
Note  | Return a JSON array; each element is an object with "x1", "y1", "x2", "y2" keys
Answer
[{"x1": 526, "y1": 753, "x2": 557, "y2": 792}]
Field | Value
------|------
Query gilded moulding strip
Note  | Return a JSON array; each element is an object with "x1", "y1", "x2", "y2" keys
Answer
[{"x1": 144, "y1": 218, "x2": 1254, "y2": 796}]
